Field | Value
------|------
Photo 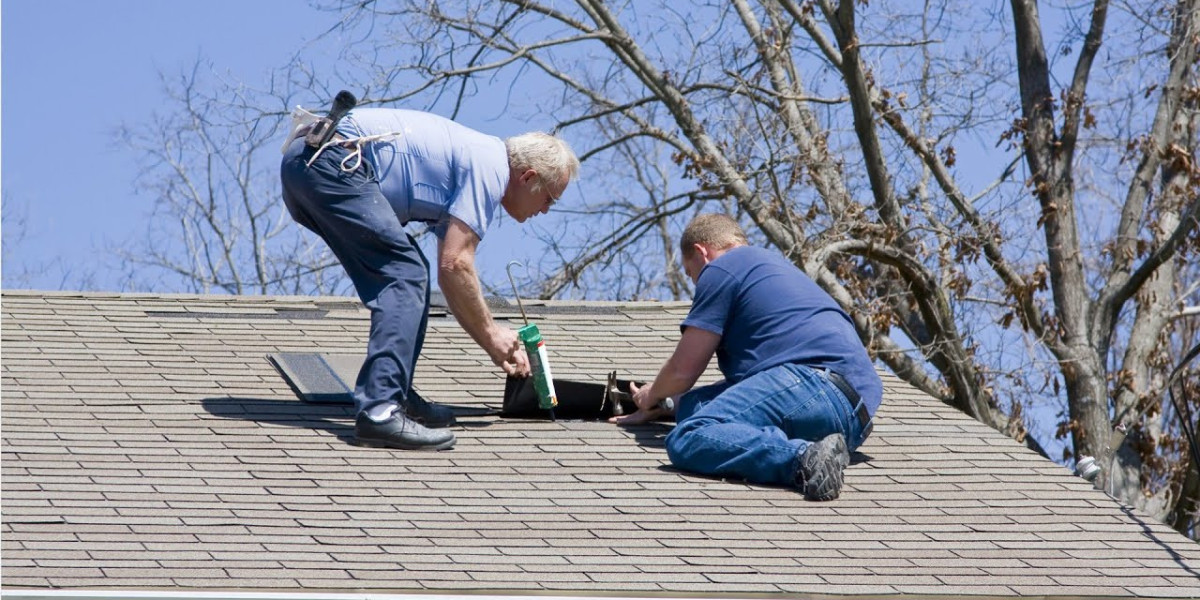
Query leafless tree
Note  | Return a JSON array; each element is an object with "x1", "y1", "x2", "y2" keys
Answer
[
  {"x1": 2, "y1": 192, "x2": 34, "y2": 288},
  {"x1": 127, "y1": 0, "x2": 1197, "y2": 536},
  {"x1": 294, "y1": 0, "x2": 1198, "y2": 535},
  {"x1": 2, "y1": 192, "x2": 101, "y2": 290},
  {"x1": 118, "y1": 59, "x2": 351, "y2": 296}
]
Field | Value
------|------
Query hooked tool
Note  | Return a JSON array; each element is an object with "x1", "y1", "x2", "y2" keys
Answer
[
  {"x1": 605, "y1": 370, "x2": 674, "y2": 416},
  {"x1": 605, "y1": 371, "x2": 627, "y2": 417},
  {"x1": 506, "y1": 261, "x2": 558, "y2": 419},
  {"x1": 305, "y1": 90, "x2": 358, "y2": 148}
]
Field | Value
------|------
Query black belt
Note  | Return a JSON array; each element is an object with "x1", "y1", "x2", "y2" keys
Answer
[{"x1": 824, "y1": 369, "x2": 873, "y2": 441}]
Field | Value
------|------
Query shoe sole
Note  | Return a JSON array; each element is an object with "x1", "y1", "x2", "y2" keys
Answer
[
  {"x1": 354, "y1": 437, "x2": 456, "y2": 451},
  {"x1": 801, "y1": 433, "x2": 849, "y2": 501}
]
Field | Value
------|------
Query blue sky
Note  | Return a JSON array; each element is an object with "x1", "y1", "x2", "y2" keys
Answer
[
  {"x1": 2, "y1": 0, "x2": 578, "y2": 293},
  {"x1": 2, "y1": 1, "x2": 1089, "y2": 454},
  {"x1": 2, "y1": 0, "x2": 345, "y2": 290}
]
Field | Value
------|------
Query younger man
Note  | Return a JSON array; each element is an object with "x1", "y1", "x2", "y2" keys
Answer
[{"x1": 615, "y1": 214, "x2": 881, "y2": 500}]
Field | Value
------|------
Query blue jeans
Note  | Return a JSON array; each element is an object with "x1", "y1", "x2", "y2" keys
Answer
[
  {"x1": 666, "y1": 363, "x2": 870, "y2": 486},
  {"x1": 280, "y1": 139, "x2": 430, "y2": 416}
]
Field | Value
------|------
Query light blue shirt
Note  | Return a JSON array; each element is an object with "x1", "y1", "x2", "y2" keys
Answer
[{"x1": 337, "y1": 108, "x2": 509, "y2": 239}]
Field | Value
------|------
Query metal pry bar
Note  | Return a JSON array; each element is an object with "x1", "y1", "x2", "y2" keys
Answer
[{"x1": 505, "y1": 260, "x2": 530, "y2": 326}]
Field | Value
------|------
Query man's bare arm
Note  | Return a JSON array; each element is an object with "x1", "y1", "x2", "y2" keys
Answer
[
  {"x1": 634, "y1": 326, "x2": 721, "y2": 409},
  {"x1": 437, "y1": 217, "x2": 530, "y2": 376}
]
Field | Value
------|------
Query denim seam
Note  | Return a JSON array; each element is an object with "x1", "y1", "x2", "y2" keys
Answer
[
  {"x1": 784, "y1": 366, "x2": 850, "y2": 440},
  {"x1": 687, "y1": 429, "x2": 801, "y2": 483},
  {"x1": 803, "y1": 366, "x2": 854, "y2": 440},
  {"x1": 729, "y1": 373, "x2": 816, "y2": 425}
]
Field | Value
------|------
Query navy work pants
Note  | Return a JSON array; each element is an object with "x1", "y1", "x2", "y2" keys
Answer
[{"x1": 280, "y1": 139, "x2": 429, "y2": 416}]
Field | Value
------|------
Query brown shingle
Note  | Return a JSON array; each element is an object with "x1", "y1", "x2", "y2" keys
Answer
[{"x1": 2, "y1": 290, "x2": 1199, "y2": 598}]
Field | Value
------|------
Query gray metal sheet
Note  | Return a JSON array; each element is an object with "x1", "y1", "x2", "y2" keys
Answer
[{"x1": 266, "y1": 352, "x2": 355, "y2": 404}]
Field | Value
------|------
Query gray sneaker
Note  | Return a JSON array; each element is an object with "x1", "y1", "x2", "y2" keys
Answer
[
  {"x1": 401, "y1": 390, "x2": 457, "y2": 428},
  {"x1": 795, "y1": 433, "x2": 849, "y2": 501},
  {"x1": 355, "y1": 412, "x2": 456, "y2": 451}
]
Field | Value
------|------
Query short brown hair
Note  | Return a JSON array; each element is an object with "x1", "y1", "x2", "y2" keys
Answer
[{"x1": 680, "y1": 213, "x2": 749, "y2": 257}]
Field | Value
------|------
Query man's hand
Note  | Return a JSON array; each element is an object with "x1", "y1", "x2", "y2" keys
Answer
[
  {"x1": 608, "y1": 406, "x2": 667, "y2": 426},
  {"x1": 628, "y1": 380, "x2": 659, "y2": 411},
  {"x1": 485, "y1": 326, "x2": 531, "y2": 377},
  {"x1": 437, "y1": 218, "x2": 533, "y2": 379},
  {"x1": 608, "y1": 381, "x2": 672, "y2": 426}
]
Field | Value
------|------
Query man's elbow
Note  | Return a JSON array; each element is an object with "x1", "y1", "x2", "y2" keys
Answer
[{"x1": 437, "y1": 255, "x2": 474, "y2": 281}]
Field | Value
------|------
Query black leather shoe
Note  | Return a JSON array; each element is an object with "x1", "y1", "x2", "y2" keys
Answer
[
  {"x1": 402, "y1": 390, "x2": 457, "y2": 428},
  {"x1": 355, "y1": 412, "x2": 455, "y2": 451},
  {"x1": 795, "y1": 433, "x2": 849, "y2": 501}
]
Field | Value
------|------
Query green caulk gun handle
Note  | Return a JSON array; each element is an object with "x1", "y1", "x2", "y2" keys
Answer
[{"x1": 518, "y1": 323, "x2": 557, "y2": 411}]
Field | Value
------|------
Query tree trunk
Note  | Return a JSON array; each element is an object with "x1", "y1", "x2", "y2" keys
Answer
[{"x1": 1010, "y1": 0, "x2": 1114, "y2": 468}]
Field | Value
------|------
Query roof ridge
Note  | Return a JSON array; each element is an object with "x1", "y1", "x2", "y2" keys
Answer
[{"x1": 2, "y1": 289, "x2": 695, "y2": 309}]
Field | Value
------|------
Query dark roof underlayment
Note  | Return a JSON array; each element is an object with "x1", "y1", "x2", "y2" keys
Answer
[{"x1": 2, "y1": 291, "x2": 1199, "y2": 598}]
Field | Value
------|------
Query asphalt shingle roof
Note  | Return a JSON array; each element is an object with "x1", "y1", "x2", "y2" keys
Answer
[{"x1": 2, "y1": 290, "x2": 1199, "y2": 597}]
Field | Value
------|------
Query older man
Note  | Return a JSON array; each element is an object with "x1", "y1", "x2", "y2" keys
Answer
[
  {"x1": 281, "y1": 107, "x2": 579, "y2": 450},
  {"x1": 614, "y1": 214, "x2": 881, "y2": 500}
]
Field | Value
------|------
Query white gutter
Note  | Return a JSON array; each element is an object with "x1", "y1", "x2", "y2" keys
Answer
[
  {"x1": 0, "y1": 593, "x2": 675, "y2": 600},
  {"x1": 0, "y1": 591, "x2": 890, "y2": 600},
  {"x1": 0, "y1": 594, "x2": 616, "y2": 600},
  {"x1": 0, "y1": 593, "x2": 778, "y2": 600}
]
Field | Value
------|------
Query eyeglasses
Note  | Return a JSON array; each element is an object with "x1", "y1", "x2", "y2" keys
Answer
[{"x1": 541, "y1": 176, "x2": 562, "y2": 207}]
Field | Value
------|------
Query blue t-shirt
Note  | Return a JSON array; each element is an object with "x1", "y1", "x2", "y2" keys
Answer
[
  {"x1": 337, "y1": 108, "x2": 509, "y2": 239},
  {"x1": 682, "y1": 246, "x2": 882, "y2": 415}
]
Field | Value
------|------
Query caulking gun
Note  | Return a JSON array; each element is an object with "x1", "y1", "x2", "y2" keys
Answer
[{"x1": 506, "y1": 261, "x2": 558, "y2": 418}]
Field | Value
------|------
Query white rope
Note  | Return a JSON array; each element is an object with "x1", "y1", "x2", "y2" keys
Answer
[{"x1": 304, "y1": 131, "x2": 402, "y2": 172}]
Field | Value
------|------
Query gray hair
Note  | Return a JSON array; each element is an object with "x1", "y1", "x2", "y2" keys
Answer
[{"x1": 505, "y1": 132, "x2": 580, "y2": 192}]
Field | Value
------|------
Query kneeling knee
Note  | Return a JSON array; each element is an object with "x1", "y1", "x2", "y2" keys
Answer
[{"x1": 665, "y1": 418, "x2": 712, "y2": 469}]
